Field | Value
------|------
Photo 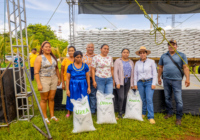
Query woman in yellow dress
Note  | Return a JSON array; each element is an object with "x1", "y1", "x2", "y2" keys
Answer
[{"x1": 61, "y1": 46, "x2": 76, "y2": 117}]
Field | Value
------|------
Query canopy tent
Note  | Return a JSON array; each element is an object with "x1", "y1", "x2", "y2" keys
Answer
[{"x1": 78, "y1": 0, "x2": 200, "y2": 14}]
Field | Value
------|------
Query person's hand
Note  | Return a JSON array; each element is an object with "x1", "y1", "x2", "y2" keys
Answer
[
  {"x1": 134, "y1": 86, "x2": 138, "y2": 90},
  {"x1": 62, "y1": 82, "x2": 66, "y2": 90},
  {"x1": 93, "y1": 81, "x2": 97, "y2": 89},
  {"x1": 87, "y1": 88, "x2": 91, "y2": 94},
  {"x1": 151, "y1": 85, "x2": 156, "y2": 89},
  {"x1": 67, "y1": 90, "x2": 70, "y2": 97},
  {"x1": 57, "y1": 79, "x2": 61, "y2": 86},
  {"x1": 113, "y1": 80, "x2": 115, "y2": 88},
  {"x1": 116, "y1": 84, "x2": 120, "y2": 89},
  {"x1": 38, "y1": 84, "x2": 43, "y2": 91},
  {"x1": 158, "y1": 78, "x2": 162, "y2": 85},
  {"x1": 185, "y1": 79, "x2": 190, "y2": 87},
  {"x1": 131, "y1": 86, "x2": 134, "y2": 89}
]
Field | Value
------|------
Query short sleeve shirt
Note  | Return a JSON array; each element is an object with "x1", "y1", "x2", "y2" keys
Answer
[
  {"x1": 158, "y1": 51, "x2": 187, "y2": 80},
  {"x1": 61, "y1": 58, "x2": 73, "y2": 81},
  {"x1": 91, "y1": 54, "x2": 114, "y2": 78},
  {"x1": 82, "y1": 53, "x2": 97, "y2": 76}
]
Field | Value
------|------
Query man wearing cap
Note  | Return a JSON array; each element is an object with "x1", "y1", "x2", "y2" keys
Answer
[{"x1": 158, "y1": 39, "x2": 190, "y2": 126}]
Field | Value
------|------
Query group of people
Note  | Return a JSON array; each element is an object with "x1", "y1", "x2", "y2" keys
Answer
[{"x1": 30, "y1": 39, "x2": 190, "y2": 126}]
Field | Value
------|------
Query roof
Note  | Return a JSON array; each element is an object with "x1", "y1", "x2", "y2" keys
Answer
[{"x1": 78, "y1": 0, "x2": 200, "y2": 14}]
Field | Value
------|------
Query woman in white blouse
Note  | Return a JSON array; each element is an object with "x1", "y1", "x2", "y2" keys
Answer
[
  {"x1": 134, "y1": 46, "x2": 157, "y2": 124},
  {"x1": 91, "y1": 44, "x2": 115, "y2": 95}
]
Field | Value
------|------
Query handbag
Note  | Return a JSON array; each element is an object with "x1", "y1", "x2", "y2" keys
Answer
[{"x1": 161, "y1": 53, "x2": 184, "y2": 79}]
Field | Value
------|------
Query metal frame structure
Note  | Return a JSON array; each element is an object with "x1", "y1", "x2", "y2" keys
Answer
[
  {"x1": 6, "y1": 0, "x2": 34, "y2": 121},
  {"x1": 67, "y1": 0, "x2": 76, "y2": 46}
]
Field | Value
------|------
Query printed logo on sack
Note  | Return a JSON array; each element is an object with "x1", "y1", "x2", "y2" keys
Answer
[
  {"x1": 75, "y1": 108, "x2": 89, "y2": 115},
  {"x1": 100, "y1": 101, "x2": 112, "y2": 105},
  {"x1": 98, "y1": 107, "x2": 109, "y2": 115},
  {"x1": 106, "y1": 97, "x2": 112, "y2": 100},
  {"x1": 82, "y1": 102, "x2": 86, "y2": 106},
  {"x1": 129, "y1": 99, "x2": 140, "y2": 102},
  {"x1": 127, "y1": 104, "x2": 136, "y2": 111},
  {"x1": 75, "y1": 116, "x2": 87, "y2": 125}
]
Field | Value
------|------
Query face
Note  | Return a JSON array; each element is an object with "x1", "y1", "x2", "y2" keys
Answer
[
  {"x1": 74, "y1": 55, "x2": 82, "y2": 63},
  {"x1": 68, "y1": 47, "x2": 75, "y2": 57},
  {"x1": 168, "y1": 42, "x2": 177, "y2": 52},
  {"x1": 121, "y1": 49, "x2": 129, "y2": 59},
  {"x1": 101, "y1": 45, "x2": 109, "y2": 56},
  {"x1": 86, "y1": 44, "x2": 94, "y2": 54},
  {"x1": 32, "y1": 50, "x2": 36, "y2": 54},
  {"x1": 139, "y1": 51, "x2": 147, "y2": 60},
  {"x1": 42, "y1": 43, "x2": 51, "y2": 54}
]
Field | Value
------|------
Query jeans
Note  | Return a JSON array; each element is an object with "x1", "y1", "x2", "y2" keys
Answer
[
  {"x1": 116, "y1": 78, "x2": 130, "y2": 113},
  {"x1": 137, "y1": 80, "x2": 154, "y2": 119},
  {"x1": 89, "y1": 78, "x2": 97, "y2": 113},
  {"x1": 30, "y1": 67, "x2": 34, "y2": 81},
  {"x1": 95, "y1": 76, "x2": 113, "y2": 95},
  {"x1": 163, "y1": 78, "x2": 183, "y2": 119}
]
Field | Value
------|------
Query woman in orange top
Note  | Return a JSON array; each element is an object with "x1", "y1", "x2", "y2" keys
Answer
[{"x1": 61, "y1": 46, "x2": 76, "y2": 116}]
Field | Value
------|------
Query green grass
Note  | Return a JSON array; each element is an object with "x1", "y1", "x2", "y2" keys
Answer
[{"x1": 1, "y1": 65, "x2": 200, "y2": 140}]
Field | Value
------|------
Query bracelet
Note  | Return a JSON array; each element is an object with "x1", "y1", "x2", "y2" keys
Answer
[{"x1": 34, "y1": 73, "x2": 39, "y2": 75}]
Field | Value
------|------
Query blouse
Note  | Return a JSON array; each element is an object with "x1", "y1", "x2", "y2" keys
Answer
[
  {"x1": 122, "y1": 60, "x2": 132, "y2": 83},
  {"x1": 134, "y1": 58, "x2": 157, "y2": 85},
  {"x1": 91, "y1": 54, "x2": 113, "y2": 78}
]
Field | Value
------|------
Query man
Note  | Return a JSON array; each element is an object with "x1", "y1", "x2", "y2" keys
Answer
[
  {"x1": 82, "y1": 43, "x2": 97, "y2": 115},
  {"x1": 158, "y1": 39, "x2": 190, "y2": 126},
  {"x1": 29, "y1": 48, "x2": 38, "y2": 81}
]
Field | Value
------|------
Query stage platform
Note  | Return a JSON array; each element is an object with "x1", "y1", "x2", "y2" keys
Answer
[{"x1": 54, "y1": 74, "x2": 200, "y2": 115}]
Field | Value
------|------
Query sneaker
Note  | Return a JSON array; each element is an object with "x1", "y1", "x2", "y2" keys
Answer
[{"x1": 149, "y1": 119, "x2": 156, "y2": 124}]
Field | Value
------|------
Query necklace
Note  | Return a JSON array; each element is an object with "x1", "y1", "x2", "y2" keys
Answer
[{"x1": 72, "y1": 63, "x2": 85, "y2": 71}]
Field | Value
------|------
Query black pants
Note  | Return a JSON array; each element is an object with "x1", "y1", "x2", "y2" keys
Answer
[
  {"x1": 116, "y1": 78, "x2": 130, "y2": 113},
  {"x1": 30, "y1": 67, "x2": 34, "y2": 80}
]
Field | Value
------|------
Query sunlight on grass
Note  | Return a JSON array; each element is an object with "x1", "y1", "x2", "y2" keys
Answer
[{"x1": 1, "y1": 64, "x2": 200, "y2": 140}]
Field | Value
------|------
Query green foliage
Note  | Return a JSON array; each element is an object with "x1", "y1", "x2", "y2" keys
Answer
[
  {"x1": 18, "y1": 24, "x2": 57, "y2": 44},
  {"x1": 0, "y1": 74, "x2": 200, "y2": 139},
  {"x1": 49, "y1": 39, "x2": 68, "y2": 57}
]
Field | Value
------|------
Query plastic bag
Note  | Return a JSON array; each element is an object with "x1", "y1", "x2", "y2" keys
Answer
[
  {"x1": 71, "y1": 95, "x2": 96, "y2": 133},
  {"x1": 96, "y1": 91, "x2": 117, "y2": 124},
  {"x1": 123, "y1": 89, "x2": 143, "y2": 121}
]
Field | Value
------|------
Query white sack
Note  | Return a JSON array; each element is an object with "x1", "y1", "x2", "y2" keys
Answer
[
  {"x1": 71, "y1": 95, "x2": 96, "y2": 133},
  {"x1": 123, "y1": 89, "x2": 143, "y2": 121}
]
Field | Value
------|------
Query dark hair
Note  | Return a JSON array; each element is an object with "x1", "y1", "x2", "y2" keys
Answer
[
  {"x1": 139, "y1": 51, "x2": 147, "y2": 54},
  {"x1": 101, "y1": 44, "x2": 109, "y2": 49},
  {"x1": 121, "y1": 48, "x2": 130, "y2": 53},
  {"x1": 39, "y1": 41, "x2": 58, "y2": 69},
  {"x1": 68, "y1": 46, "x2": 76, "y2": 51},
  {"x1": 32, "y1": 48, "x2": 37, "y2": 51},
  {"x1": 74, "y1": 51, "x2": 83, "y2": 58}
]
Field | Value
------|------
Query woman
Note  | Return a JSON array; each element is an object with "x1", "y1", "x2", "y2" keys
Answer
[
  {"x1": 91, "y1": 44, "x2": 115, "y2": 95},
  {"x1": 66, "y1": 51, "x2": 91, "y2": 117},
  {"x1": 34, "y1": 41, "x2": 61, "y2": 124},
  {"x1": 114, "y1": 48, "x2": 134, "y2": 118},
  {"x1": 61, "y1": 46, "x2": 76, "y2": 115},
  {"x1": 134, "y1": 46, "x2": 157, "y2": 124}
]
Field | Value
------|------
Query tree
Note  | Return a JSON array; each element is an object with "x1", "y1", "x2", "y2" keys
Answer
[{"x1": 19, "y1": 24, "x2": 57, "y2": 44}]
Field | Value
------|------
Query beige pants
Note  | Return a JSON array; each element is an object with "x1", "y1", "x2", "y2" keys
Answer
[
  {"x1": 62, "y1": 81, "x2": 67, "y2": 105},
  {"x1": 40, "y1": 75, "x2": 58, "y2": 93}
]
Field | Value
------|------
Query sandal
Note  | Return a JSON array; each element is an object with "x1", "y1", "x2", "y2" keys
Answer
[
  {"x1": 65, "y1": 114, "x2": 70, "y2": 118},
  {"x1": 51, "y1": 116, "x2": 59, "y2": 122},
  {"x1": 45, "y1": 118, "x2": 50, "y2": 124}
]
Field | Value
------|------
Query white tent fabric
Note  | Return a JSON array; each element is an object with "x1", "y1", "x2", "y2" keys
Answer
[{"x1": 78, "y1": 0, "x2": 200, "y2": 14}]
